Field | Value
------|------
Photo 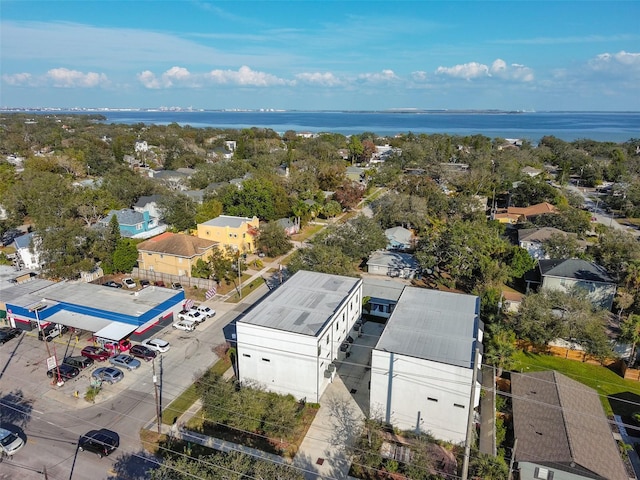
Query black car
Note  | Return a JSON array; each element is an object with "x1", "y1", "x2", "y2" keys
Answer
[
  {"x1": 47, "y1": 363, "x2": 80, "y2": 380},
  {"x1": 140, "y1": 279, "x2": 150, "y2": 288},
  {"x1": 78, "y1": 429, "x2": 119, "y2": 458},
  {"x1": 0, "y1": 328, "x2": 21, "y2": 344},
  {"x1": 129, "y1": 344, "x2": 157, "y2": 361},
  {"x1": 104, "y1": 280, "x2": 123, "y2": 288},
  {"x1": 63, "y1": 355, "x2": 94, "y2": 370}
]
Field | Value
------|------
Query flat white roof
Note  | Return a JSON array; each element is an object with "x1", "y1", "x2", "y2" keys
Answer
[
  {"x1": 238, "y1": 270, "x2": 361, "y2": 336},
  {"x1": 375, "y1": 287, "x2": 481, "y2": 368},
  {"x1": 94, "y1": 322, "x2": 138, "y2": 341},
  {"x1": 46, "y1": 310, "x2": 111, "y2": 333}
]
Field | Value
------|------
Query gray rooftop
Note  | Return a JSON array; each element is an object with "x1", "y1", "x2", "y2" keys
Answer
[
  {"x1": 366, "y1": 251, "x2": 419, "y2": 269},
  {"x1": 538, "y1": 258, "x2": 614, "y2": 284},
  {"x1": 374, "y1": 287, "x2": 481, "y2": 368},
  {"x1": 511, "y1": 371, "x2": 627, "y2": 480},
  {"x1": 101, "y1": 209, "x2": 145, "y2": 226},
  {"x1": 238, "y1": 270, "x2": 361, "y2": 336},
  {"x1": 362, "y1": 277, "x2": 407, "y2": 302},
  {"x1": 13, "y1": 232, "x2": 34, "y2": 249},
  {"x1": 200, "y1": 215, "x2": 256, "y2": 228}
]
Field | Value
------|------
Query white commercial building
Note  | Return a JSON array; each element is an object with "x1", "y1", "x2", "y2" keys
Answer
[
  {"x1": 369, "y1": 287, "x2": 483, "y2": 443},
  {"x1": 236, "y1": 270, "x2": 363, "y2": 403}
]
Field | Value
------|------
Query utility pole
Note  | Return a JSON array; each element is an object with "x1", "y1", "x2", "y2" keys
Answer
[
  {"x1": 461, "y1": 345, "x2": 481, "y2": 480},
  {"x1": 507, "y1": 438, "x2": 518, "y2": 480},
  {"x1": 152, "y1": 357, "x2": 161, "y2": 434}
]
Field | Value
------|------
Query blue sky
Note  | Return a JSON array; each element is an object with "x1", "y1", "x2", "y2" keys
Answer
[{"x1": 1, "y1": 1, "x2": 639, "y2": 111}]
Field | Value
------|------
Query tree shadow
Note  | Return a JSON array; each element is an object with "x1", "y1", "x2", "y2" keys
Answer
[
  {"x1": 107, "y1": 449, "x2": 161, "y2": 480},
  {"x1": 610, "y1": 391, "x2": 640, "y2": 437},
  {"x1": 0, "y1": 390, "x2": 33, "y2": 428}
]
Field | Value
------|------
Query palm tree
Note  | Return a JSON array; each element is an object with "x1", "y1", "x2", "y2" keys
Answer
[
  {"x1": 621, "y1": 314, "x2": 640, "y2": 367},
  {"x1": 484, "y1": 324, "x2": 517, "y2": 376}
]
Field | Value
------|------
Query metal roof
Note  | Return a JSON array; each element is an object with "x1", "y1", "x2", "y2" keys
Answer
[
  {"x1": 374, "y1": 287, "x2": 480, "y2": 368},
  {"x1": 200, "y1": 215, "x2": 256, "y2": 228},
  {"x1": 362, "y1": 277, "x2": 407, "y2": 302},
  {"x1": 238, "y1": 270, "x2": 362, "y2": 336}
]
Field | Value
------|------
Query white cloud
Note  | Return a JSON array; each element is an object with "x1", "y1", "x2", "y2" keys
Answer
[
  {"x1": 45, "y1": 68, "x2": 108, "y2": 88},
  {"x1": 436, "y1": 62, "x2": 490, "y2": 80},
  {"x1": 295, "y1": 72, "x2": 343, "y2": 87},
  {"x1": 435, "y1": 59, "x2": 533, "y2": 82},
  {"x1": 206, "y1": 65, "x2": 290, "y2": 86},
  {"x1": 589, "y1": 50, "x2": 640, "y2": 72},
  {"x1": 357, "y1": 69, "x2": 399, "y2": 83},
  {"x1": 411, "y1": 71, "x2": 428, "y2": 81},
  {"x1": 2, "y1": 72, "x2": 33, "y2": 86},
  {"x1": 137, "y1": 70, "x2": 161, "y2": 89}
]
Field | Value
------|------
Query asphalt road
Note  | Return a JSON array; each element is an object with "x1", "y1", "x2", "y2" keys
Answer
[{"x1": 0, "y1": 290, "x2": 259, "y2": 480}]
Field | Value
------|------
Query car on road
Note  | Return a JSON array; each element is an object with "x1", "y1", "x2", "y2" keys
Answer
[
  {"x1": 0, "y1": 427, "x2": 25, "y2": 456},
  {"x1": 0, "y1": 327, "x2": 22, "y2": 344},
  {"x1": 172, "y1": 320, "x2": 196, "y2": 332},
  {"x1": 109, "y1": 354, "x2": 141, "y2": 370},
  {"x1": 129, "y1": 344, "x2": 157, "y2": 361},
  {"x1": 194, "y1": 305, "x2": 216, "y2": 319},
  {"x1": 81, "y1": 346, "x2": 110, "y2": 362},
  {"x1": 141, "y1": 338, "x2": 170, "y2": 353},
  {"x1": 47, "y1": 363, "x2": 80, "y2": 380},
  {"x1": 92, "y1": 367, "x2": 124, "y2": 384},
  {"x1": 122, "y1": 277, "x2": 136, "y2": 289},
  {"x1": 63, "y1": 355, "x2": 94, "y2": 370},
  {"x1": 104, "y1": 280, "x2": 122, "y2": 288},
  {"x1": 78, "y1": 429, "x2": 119, "y2": 458}
]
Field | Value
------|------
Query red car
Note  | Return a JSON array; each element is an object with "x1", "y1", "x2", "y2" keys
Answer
[{"x1": 81, "y1": 346, "x2": 110, "y2": 362}]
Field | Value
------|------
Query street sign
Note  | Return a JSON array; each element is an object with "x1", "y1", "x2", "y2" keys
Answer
[{"x1": 46, "y1": 356, "x2": 57, "y2": 370}]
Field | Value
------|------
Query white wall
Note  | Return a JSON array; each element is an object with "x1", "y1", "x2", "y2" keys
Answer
[{"x1": 369, "y1": 349, "x2": 480, "y2": 443}]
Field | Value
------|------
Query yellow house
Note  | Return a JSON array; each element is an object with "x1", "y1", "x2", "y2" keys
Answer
[
  {"x1": 196, "y1": 215, "x2": 259, "y2": 253},
  {"x1": 137, "y1": 232, "x2": 218, "y2": 277}
]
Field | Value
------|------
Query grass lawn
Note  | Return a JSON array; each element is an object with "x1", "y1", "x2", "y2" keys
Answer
[
  {"x1": 224, "y1": 276, "x2": 265, "y2": 303},
  {"x1": 512, "y1": 351, "x2": 640, "y2": 424}
]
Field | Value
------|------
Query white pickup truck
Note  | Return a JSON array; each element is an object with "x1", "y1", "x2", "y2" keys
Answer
[
  {"x1": 177, "y1": 309, "x2": 204, "y2": 324},
  {"x1": 194, "y1": 305, "x2": 216, "y2": 318}
]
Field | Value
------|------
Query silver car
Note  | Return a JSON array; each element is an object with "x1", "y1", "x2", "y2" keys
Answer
[
  {"x1": 92, "y1": 367, "x2": 124, "y2": 384},
  {"x1": 0, "y1": 427, "x2": 25, "y2": 456},
  {"x1": 108, "y1": 354, "x2": 141, "y2": 371}
]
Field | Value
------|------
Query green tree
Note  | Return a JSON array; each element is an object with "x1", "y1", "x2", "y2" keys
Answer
[
  {"x1": 191, "y1": 258, "x2": 213, "y2": 279},
  {"x1": 257, "y1": 221, "x2": 293, "y2": 257},
  {"x1": 484, "y1": 323, "x2": 517, "y2": 376},
  {"x1": 470, "y1": 452, "x2": 508, "y2": 480},
  {"x1": 158, "y1": 194, "x2": 197, "y2": 231},
  {"x1": 543, "y1": 232, "x2": 585, "y2": 259},
  {"x1": 508, "y1": 245, "x2": 536, "y2": 278},
  {"x1": 314, "y1": 215, "x2": 387, "y2": 262},
  {"x1": 195, "y1": 198, "x2": 224, "y2": 224},
  {"x1": 347, "y1": 135, "x2": 364, "y2": 163},
  {"x1": 288, "y1": 245, "x2": 354, "y2": 276},
  {"x1": 219, "y1": 178, "x2": 289, "y2": 220},
  {"x1": 621, "y1": 314, "x2": 640, "y2": 365},
  {"x1": 322, "y1": 200, "x2": 342, "y2": 218},
  {"x1": 112, "y1": 239, "x2": 138, "y2": 273}
]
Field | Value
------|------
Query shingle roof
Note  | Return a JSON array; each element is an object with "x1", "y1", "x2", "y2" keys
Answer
[
  {"x1": 538, "y1": 259, "x2": 614, "y2": 283},
  {"x1": 14, "y1": 232, "x2": 34, "y2": 249},
  {"x1": 103, "y1": 209, "x2": 144, "y2": 226},
  {"x1": 374, "y1": 287, "x2": 480, "y2": 368},
  {"x1": 511, "y1": 371, "x2": 628, "y2": 480},
  {"x1": 137, "y1": 232, "x2": 217, "y2": 258},
  {"x1": 134, "y1": 195, "x2": 164, "y2": 208},
  {"x1": 518, "y1": 227, "x2": 575, "y2": 243},
  {"x1": 366, "y1": 251, "x2": 419, "y2": 269},
  {"x1": 508, "y1": 202, "x2": 557, "y2": 217},
  {"x1": 384, "y1": 226, "x2": 412, "y2": 243}
]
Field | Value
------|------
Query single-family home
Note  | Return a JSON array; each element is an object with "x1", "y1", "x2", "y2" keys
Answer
[
  {"x1": 196, "y1": 215, "x2": 260, "y2": 254},
  {"x1": 494, "y1": 202, "x2": 558, "y2": 224},
  {"x1": 98, "y1": 209, "x2": 164, "y2": 239},
  {"x1": 136, "y1": 232, "x2": 218, "y2": 277},
  {"x1": 236, "y1": 270, "x2": 363, "y2": 403},
  {"x1": 370, "y1": 287, "x2": 483, "y2": 443},
  {"x1": 13, "y1": 232, "x2": 42, "y2": 270},
  {"x1": 384, "y1": 226, "x2": 414, "y2": 251},
  {"x1": 511, "y1": 371, "x2": 627, "y2": 480},
  {"x1": 521, "y1": 166, "x2": 542, "y2": 177},
  {"x1": 528, "y1": 258, "x2": 617, "y2": 310},
  {"x1": 133, "y1": 194, "x2": 166, "y2": 220},
  {"x1": 275, "y1": 218, "x2": 300, "y2": 236},
  {"x1": 518, "y1": 227, "x2": 585, "y2": 260},
  {"x1": 366, "y1": 251, "x2": 420, "y2": 279}
]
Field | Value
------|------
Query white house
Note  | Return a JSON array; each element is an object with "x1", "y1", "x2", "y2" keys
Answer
[
  {"x1": 370, "y1": 287, "x2": 483, "y2": 443},
  {"x1": 13, "y1": 232, "x2": 42, "y2": 270},
  {"x1": 236, "y1": 270, "x2": 363, "y2": 403}
]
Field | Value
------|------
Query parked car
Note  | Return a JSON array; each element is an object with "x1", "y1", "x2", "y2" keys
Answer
[
  {"x1": 38, "y1": 323, "x2": 69, "y2": 342},
  {"x1": 171, "y1": 282, "x2": 183, "y2": 290},
  {"x1": 141, "y1": 338, "x2": 170, "y2": 353},
  {"x1": 0, "y1": 427, "x2": 25, "y2": 456},
  {"x1": 47, "y1": 363, "x2": 80, "y2": 380},
  {"x1": 140, "y1": 279, "x2": 150, "y2": 288},
  {"x1": 129, "y1": 344, "x2": 157, "y2": 361},
  {"x1": 104, "y1": 280, "x2": 122, "y2": 288},
  {"x1": 194, "y1": 305, "x2": 216, "y2": 319},
  {"x1": 99, "y1": 338, "x2": 132, "y2": 354},
  {"x1": 63, "y1": 355, "x2": 94, "y2": 370},
  {"x1": 109, "y1": 354, "x2": 141, "y2": 371},
  {"x1": 172, "y1": 320, "x2": 196, "y2": 332},
  {"x1": 81, "y1": 346, "x2": 110, "y2": 362},
  {"x1": 78, "y1": 429, "x2": 119, "y2": 458},
  {"x1": 92, "y1": 367, "x2": 124, "y2": 384},
  {"x1": 122, "y1": 277, "x2": 136, "y2": 289},
  {"x1": 177, "y1": 309, "x2": 203, "y2": 324},
  {"x1": 0, "y1": 327, "x2": 22, "y2": 344},
  {"x1": 154, "y1": 281, "x2": 166, "y2": 287}
]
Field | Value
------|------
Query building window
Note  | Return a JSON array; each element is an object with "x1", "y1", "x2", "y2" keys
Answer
[
  {"x1": 336, "y1": 323, "x2": 339, "y2": 331},
  {"x1": 326, "y1": 336, "x2": 329, "y2": 345},
  {"x1": 262, "y1": 358, "x2": 270, "y2": 362},
  {"x1": 427, "y1": 397, "x2": 438, "y2": 402},
  {"x1": 454, "y1": 403, "x2": 465, "y2": 409},
  {"x1": 242, "y1": 354, "x2": 251, "y2": 358},
  {"x1": 317, "y1": 345, "x2": 321, "y2": 356},
  {"x1": 534, "y1": 467, "x2": 553, "y2": 480}
]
